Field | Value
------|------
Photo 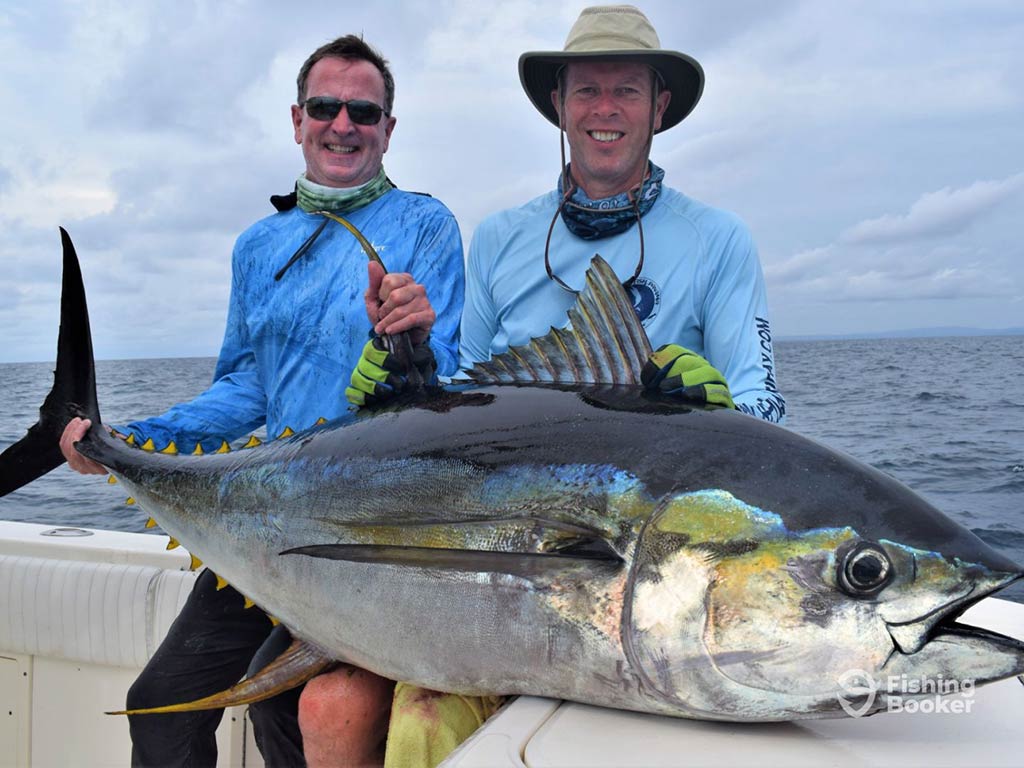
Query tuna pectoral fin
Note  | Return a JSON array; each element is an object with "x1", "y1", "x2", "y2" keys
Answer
[
  {"x1": 0, "y1": 228, "x2": 101, "y2": 497},
  {"x1": 106, "y1": 638, "x2": 335, "y2": 716},
  {"x1": 282, "y1": 543, "x2": 624, "y2": 578}
]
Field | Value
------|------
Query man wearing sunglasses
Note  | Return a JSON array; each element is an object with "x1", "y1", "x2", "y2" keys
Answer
[
  {"x1": 57, "y1": 35, "x2": 464, "y2": 767},
  {"x1": 460, "y1": 4, "x2": 786, "y2": 423}
]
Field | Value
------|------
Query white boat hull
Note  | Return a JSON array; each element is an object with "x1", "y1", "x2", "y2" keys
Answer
[{"x1": 0, "y1": 520, "x2": 261, "y2": 768}]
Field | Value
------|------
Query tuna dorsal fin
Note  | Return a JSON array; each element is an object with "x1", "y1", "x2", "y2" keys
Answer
[{"x1": 467, "y1": 254, "x2": 653, "y2": 386}]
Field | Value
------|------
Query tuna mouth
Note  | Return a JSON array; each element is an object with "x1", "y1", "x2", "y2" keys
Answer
[
  {"x1": 880, "y1": 610, "x2": 1024, "y2": 690},
  {"x1": 885, "y1": 571, "x2": 1023, "y2": 656}
]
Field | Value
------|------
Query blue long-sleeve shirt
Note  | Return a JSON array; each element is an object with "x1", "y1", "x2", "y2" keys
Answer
[
  {"x1": 118, "y1": 189, "x2": 465, "y2": 452},
  {"x1": 460, "y1": 186, "x2": 785, "y2": 422}
]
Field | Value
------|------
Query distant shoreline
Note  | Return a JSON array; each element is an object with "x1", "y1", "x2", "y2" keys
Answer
[{"x1": 778, "y1": 328, "x2": 1024, "y2": 342}]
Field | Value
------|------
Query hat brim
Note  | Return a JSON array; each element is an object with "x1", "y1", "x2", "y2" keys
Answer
[{"x1": 518, "y1": 50, "x2": 704, "y2": 134}]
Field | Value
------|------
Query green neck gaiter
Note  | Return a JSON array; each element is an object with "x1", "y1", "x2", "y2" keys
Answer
[{"x1": 296, "y1": 167, "x2": 394, "y2": 213}]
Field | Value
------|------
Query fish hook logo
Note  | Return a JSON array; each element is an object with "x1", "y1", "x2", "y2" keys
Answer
[{"x1": 836, "y1": 668, "x2": 878, "y2": 718}]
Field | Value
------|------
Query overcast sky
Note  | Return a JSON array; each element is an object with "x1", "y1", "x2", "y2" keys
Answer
[{"x1": 1, "y1": 0, "x2": 1021, "y2": 362}]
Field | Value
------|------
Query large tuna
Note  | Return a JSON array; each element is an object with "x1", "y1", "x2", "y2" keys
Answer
[{"x1": 1, "y1": 229, "x2": 1022, "y2": 721}]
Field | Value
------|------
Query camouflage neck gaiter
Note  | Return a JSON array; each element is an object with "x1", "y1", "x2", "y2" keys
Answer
[
  {"x1": 296, "y1": 167, "x2": 394, "y2": 213},
  {"x1": 558, "y1": 162, "x2": 664, "y2": 241}
]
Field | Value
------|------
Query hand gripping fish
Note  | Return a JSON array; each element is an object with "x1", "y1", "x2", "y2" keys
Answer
[{"x1": 2, "y1": 228, "x2": 1023, "y2": 721}]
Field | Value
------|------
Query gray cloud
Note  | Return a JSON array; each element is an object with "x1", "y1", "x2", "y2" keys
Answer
[
  {"x1": 767, "y1": 174, "x2": 1023, "y2": 318},
  {"x1": 1, "y1": 0, "x2": 1023, "y2": 362},
  {"x1": 840, "y1": 174, "x2": 1024, "y2": 245}
]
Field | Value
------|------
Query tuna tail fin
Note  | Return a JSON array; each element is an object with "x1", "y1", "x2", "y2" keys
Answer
[
  {"x1": 0, "y1": 228, "x2": 101, "y2": 496},
  {"x1": 466, "y1": 254, "x2": 653, "y2": 386}
]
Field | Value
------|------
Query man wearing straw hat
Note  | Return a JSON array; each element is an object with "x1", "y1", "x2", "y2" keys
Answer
[
  {"x1": 459, "y1": 4, "x2": 786, "y2": 422},
  {"x1": 331, "y1": 6, "x2": 786, "y2": 768}
]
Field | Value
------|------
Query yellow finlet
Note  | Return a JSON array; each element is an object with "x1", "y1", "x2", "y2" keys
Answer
[
  {"x1": 216, "y1": 440, "x2": 231, "y2": 454},
  {"x1": 145, "y1": 517, "x2": 158, "y2": 529},
  {"x1": 189, "y1": 554, "x2": 203, "y2": 571},
  {"x1": 107, "y1": 475, "x2": 117, "y2": 484},
  {"x1": 125, "y1": 497, "x2": 136, "y2": 506},
  {"x1": 268, "y1": 615, "x2": 281, "y2": 626},
  {"x1": 192, "y1": 442, "x2": 204, "y2": 456},
  {"x1": 277, "y1": 426, "x2": 295, "y2": 439},
  {"x1": 166, "y1": 537, "x2": 180, "y2": 551},
  {"x1": 315, "y1": 417, "x2": 327, "y2": 425},
  {"x1": 141, "y1": 438, "x2": 156, "y2": 452},
  {"x1": 125, "y1": 433, "x2": 136, "y2": 446},
  {"x1": 215, "y1": 574, "x2": 229, "y2": 591},
  {"x1": 159, "y1": 441, "x2": 178, "y2": 455},
  {"x1": 243, "y1": 435, "x2": 262, "y2": 449},
  {"x1": 243, "y1": 596, "x2": 255, "y2": 609}
]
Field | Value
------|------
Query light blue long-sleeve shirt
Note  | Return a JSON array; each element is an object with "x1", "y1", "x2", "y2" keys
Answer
[
  {"x1": 460, "y1": 186, "x2": 785, "y2": 422},
  {"x1": 118, "y1": 189, "x2": 465, "y2": 451}
]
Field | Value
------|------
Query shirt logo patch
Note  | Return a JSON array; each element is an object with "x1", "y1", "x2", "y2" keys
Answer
[{"x1": 629, "y1": 277, "x2": 661, "y2": 326}]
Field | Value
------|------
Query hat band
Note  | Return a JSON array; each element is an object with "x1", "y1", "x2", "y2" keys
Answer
[{"x1": 567, "y1": 32, "x2": 658, "y2": 52}]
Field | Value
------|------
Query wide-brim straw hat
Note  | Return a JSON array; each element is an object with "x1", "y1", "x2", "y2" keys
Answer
[{"x1": 519, "y1": 5, "x2": 704, "y2": 133}]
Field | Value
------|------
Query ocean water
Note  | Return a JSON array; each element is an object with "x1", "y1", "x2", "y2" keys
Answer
[{"x1": 1, "y1": 336, "x2": 1022, "y2": 602}]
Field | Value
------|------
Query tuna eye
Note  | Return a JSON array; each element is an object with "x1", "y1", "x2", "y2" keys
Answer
[{"x1": 838, "y1": 542, "x2": 893, "y2": 597}]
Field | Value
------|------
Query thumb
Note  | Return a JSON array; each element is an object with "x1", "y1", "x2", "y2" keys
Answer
[{"x1": 364, "y1": 261, "x2": 386, "y2": 323}]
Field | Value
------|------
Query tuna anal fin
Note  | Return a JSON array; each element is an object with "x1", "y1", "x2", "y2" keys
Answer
[
  {"x1": 282, "y1": 542, "x2": 624, "y2": 579},
  {"x1": 106, "y1": 637, "x2": 335, "y2": 715}
]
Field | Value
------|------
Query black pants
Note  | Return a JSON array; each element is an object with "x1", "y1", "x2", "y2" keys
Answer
[{"x1": 127, "y1": 569, "x2": 306, "y2": 767}]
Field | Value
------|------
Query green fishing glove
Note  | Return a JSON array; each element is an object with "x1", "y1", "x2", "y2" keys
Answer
[
  {"x1": 641, "y1": 343, "x2": 736, "y2": 409},
  {"x1": 345, "y1": 336, "x2": 437, "y2": 408}
]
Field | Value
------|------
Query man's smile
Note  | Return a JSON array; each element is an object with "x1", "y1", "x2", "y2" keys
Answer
[{"x1": 588, "y1": 130, "x2": 624, "y2": 143}]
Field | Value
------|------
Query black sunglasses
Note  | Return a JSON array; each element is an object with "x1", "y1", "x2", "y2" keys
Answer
[{"x1": 302, "y1": 96, "x2": 388, "y2": 126}]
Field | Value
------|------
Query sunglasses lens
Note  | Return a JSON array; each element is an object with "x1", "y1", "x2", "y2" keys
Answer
[
  {"x1": 305, "y1": 97, "x2": 342, "y2": 121},
  {"x1": 303, "y1": 97, "x2": 384, "y2": 125},
  {"x1": 345, "y1": 100, "x2": 384, "y2": 125}
]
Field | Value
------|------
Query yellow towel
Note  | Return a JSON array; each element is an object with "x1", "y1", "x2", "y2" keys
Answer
[{"x1": 383, "y1": 684, "x2": 506, "y2": 768}]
